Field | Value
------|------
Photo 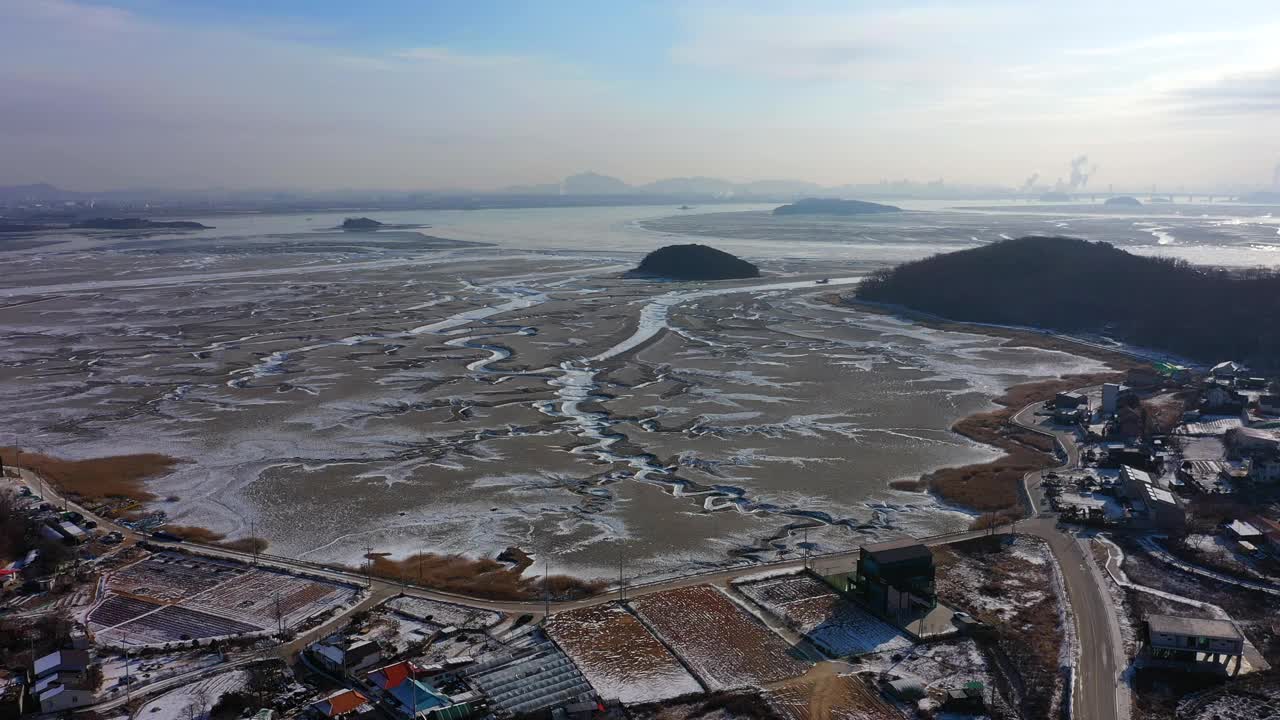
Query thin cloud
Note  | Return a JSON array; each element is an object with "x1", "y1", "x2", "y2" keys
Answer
[
  {"x1": 1165, "y1": 67, "x2": 1280, "y2": 116},
  {"x1": 396, "y1": 47, "x2": 531, "y2": 67}
]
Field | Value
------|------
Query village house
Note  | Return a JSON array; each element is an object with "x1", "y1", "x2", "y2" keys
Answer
[
  {"x1": 856, "y1": 538, "x2": 937, "y2": 624},
  {"x1": 1146, "y1": 615, "x2": 1245, "y2": 676},
  {"x1": 310, "y1": 638, "x2": 383, "y2": 677},
  {"x1": 1251, "y1": 516, "x2": 1280, "y2": 554},
  {"x1": 29, "y1": 649, "x2": 94, "y2": 714},
  {"x1": 1210, "y1": 361, "x2": 1248, "y2": 382},
  {"x1": 1121, "y1": 465, "x2": 1184, "y2": 530},
  {"x1": 1176, "y1": 460, "x2": 1245, "y2": 494},
  {"x1": 1101, "y1": 383, "x2": 1136, "y2": 416},
  {"x1": 1226, "y1": 519, "x2": 1263, "y2": 543},
  {"x1": 1054, "y1": 391, "x2": 1087, "y2": 410},
  {"x1": 1226, "y1": 427, "x2": 1280, "y2": 455},
  {"x1": 366, "y1": 661, "x2": 477, "y2": 720},
  {"x1": 1203, "y1": 385, "x2": 1247, "y2": 413},
  {"x1": 309, "y1": 689, "x2": 378, "y2": 719}
]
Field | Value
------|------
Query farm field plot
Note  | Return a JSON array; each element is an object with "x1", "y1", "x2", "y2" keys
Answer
[
  {"x1": 545, "y1": 604, "x2": 702, "y2": 705},
  {"x1": 188, "y1": 569, "x2": 357, "y2": 627},
  {"x1": 386, "y1": 596, "x2": 501, "y2": 629},
  {"x1": 106, "y1": 552, "x2": 247, "y2": 602},
  {"x1": 102, "y1": 605, "x2": 261, "y2": 645},
  {"x1": 630, "y1": 585, "x2": 809, "y2": 690},
  {"x1": 764, "y1": 670, "x2": 900, "y2": 720},
  {"x1": 88, "y1": 595, "x2": 163, "y2": 630},
  {"x1": 735, "y1": 574, "x2": 910, "y2": 657}
]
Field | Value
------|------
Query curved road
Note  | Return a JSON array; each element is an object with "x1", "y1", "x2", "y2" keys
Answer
[{"x1": 1012, "y1": 396, "x2": 1129, "y2": 720}]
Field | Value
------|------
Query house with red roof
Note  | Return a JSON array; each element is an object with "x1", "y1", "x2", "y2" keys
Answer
[{"x1": 308, "y1": 689, "x2": 377, "y2": 719}]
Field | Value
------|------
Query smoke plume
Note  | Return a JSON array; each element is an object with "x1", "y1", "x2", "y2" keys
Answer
[{"x1": 1068, "y1": 155, "x2": 1092, "y2": 190}]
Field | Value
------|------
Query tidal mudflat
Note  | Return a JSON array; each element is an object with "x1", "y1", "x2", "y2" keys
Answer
[{"x1": 0, "y1": 208, "x2": 1113, "y2": 580}]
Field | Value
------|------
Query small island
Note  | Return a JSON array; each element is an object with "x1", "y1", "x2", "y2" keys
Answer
[
  {"x1": 629, "y1": 244, "x2": 760, "y2": 280},
  {"x1": 772, "y1": 198, "x2": 901, "y2": 216},
  {"x1": 854, "y1": 235, "x2": 1280, "y2": 368},
  {"x1": 1104, "y1": 196, "x2": 1142, "y2": 207},
  {"x1": 341, "y1": 217, "x2": 385, "y2": 230},
  {"x1": 74, "y1": 218, "x2": 211, "y2": 230}
]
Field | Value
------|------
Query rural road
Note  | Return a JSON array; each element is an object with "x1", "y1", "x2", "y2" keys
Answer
[{"x1": 1012, "y1": 396, "x2": 1129, "y2": 720}]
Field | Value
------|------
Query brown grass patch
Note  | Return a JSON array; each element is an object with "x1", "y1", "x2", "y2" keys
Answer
[
  {"x1": 935, "y1": 536, "x2": 1065, "y2": 718},
  {"x1": 214, "y1": 537, "x2": 270, "y2": 554},
  {"x1": 0, "y1": 448, "x2": 178, "y2": 505},
  {"x1": 922, "y1": 373, "x2": 1125, "y2": 514},
  {"x1": 156, "y1": 525, "x2": 226, "y2": 543},
  {"x1": 361, "y1": 552, "x2": 607, "y2": 601}
]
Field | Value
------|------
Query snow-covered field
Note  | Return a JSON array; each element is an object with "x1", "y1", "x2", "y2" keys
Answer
[
  {"x1": 97, "y1": 651, "x2": 225, "y2": 702},
  {"x1": 131, "y1": 669, "x2": 248, "y2": 720},
  {"x1": 630, "y1": 585, "x2": 810, "y2": 690},
  {"x1": 735, "y1": 574, "x2": 911, "y2": 657},
  {"x1": 764, "y1": 670, "x2": 900, "y2": 720},
  {"x1": 385, "y1": 596, "x2": 502, "y2": 629},
  {"x1": 545, "y1": 604, "x2": 702, "y2": 705},
  {"x1": 90, "y1": 551, "x2": 360, "y2": 647},
  {"x1": 860, "y1": 638, "x2": 991, "y2": 692}
]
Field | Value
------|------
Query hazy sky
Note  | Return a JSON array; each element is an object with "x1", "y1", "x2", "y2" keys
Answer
[{"x1": 2, "y1": 0, "x2": 1278, "y2": 191}]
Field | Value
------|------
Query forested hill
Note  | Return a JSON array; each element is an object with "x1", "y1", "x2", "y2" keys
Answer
[{"x1": 854, "y1": 236, "x2": 1280, "y2": 369}]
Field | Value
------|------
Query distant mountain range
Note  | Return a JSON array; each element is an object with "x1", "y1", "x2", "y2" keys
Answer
[
  {"x1": 500, "y1": 172, "x2": 827, "y2": 198},
  {"x1": 5, "y1": 175, "x2": 1272, "y2": 209}
]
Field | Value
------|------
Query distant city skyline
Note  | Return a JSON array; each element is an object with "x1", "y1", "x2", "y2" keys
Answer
[{"x1": 2, "y1": 0, "x2": 1279, "y2": 191}]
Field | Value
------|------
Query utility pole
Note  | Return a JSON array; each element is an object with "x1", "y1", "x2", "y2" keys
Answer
[
  {"x1": 123, "y1": 633, "x2": 131, "y2": 704},
  {"x1": 250, "y1": 519, "x2": 258, "y2": 566},
  {"x1": 543, "y1": 560, "x2": 550, "y2": 619},
  {"x1": 417, "y1": 551, "x2": 424, "y2": 588},
  {"x1": 412, "y1": 659, "x2": 418, "y2": 720},
  {"x1": 618, "y1": 547, "x2": 624, "y2": 603},
  {"x1": 803, "y1": 526, "x2": 810, "y2": 570},
  {"x1": 364, "y1": 546, "x2": 374, "y2": 589}
]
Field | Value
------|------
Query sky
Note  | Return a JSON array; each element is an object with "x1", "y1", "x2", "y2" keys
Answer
[{"x1": 2, "y1": 0, "x2": 1279, "y2": 191}]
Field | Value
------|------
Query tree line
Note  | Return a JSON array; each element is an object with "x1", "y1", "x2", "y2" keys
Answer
[{"x1": 855, "y1": 236, "x2": 1280, "y2": 370}]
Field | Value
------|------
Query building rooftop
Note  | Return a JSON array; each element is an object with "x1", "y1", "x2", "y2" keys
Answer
[
  {"x1": 1227, "y1": 520, "x2": 1263, "y2": 538},
  {"x1": 311, "y1": 689, "x2": 372, "y2": 718},
  {"x1": 1120, "y1": 465, "x2": 1152, "y2": 484},
  {"x1": 33, "y1": 649, "x2": 90, "y2": 678},
  {"x1": 1148, "y1": 615, "x2": 1243, "y2": 641},
  {"x1": 862, "y1": 537, "x2": 932, "y2": 564}
]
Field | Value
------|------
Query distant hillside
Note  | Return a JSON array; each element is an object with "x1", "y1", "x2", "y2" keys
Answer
[
  {"x1": 341, "y1": 217, "x2": 384, "y2": 230},
  {"x1": 772, "y1": 198, "x2": 901, "y2": 216},
  {"x1": 855, "y1": 236, "x2": 1280, "y2": 369},
  {"x1": 562, "y1": 172, "x2": 633, "y2": 195},
  {"x1": 76, "y1": 218, "x2": 210, "y2": 230},
  {"x1": 631, "y1": 244, "x2": 760, "y2": 281}
]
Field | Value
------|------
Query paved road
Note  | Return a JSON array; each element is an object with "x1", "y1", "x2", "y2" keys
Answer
[{"x1": 1011, "y1": 396, "x2": 1129, "y2": 720}]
